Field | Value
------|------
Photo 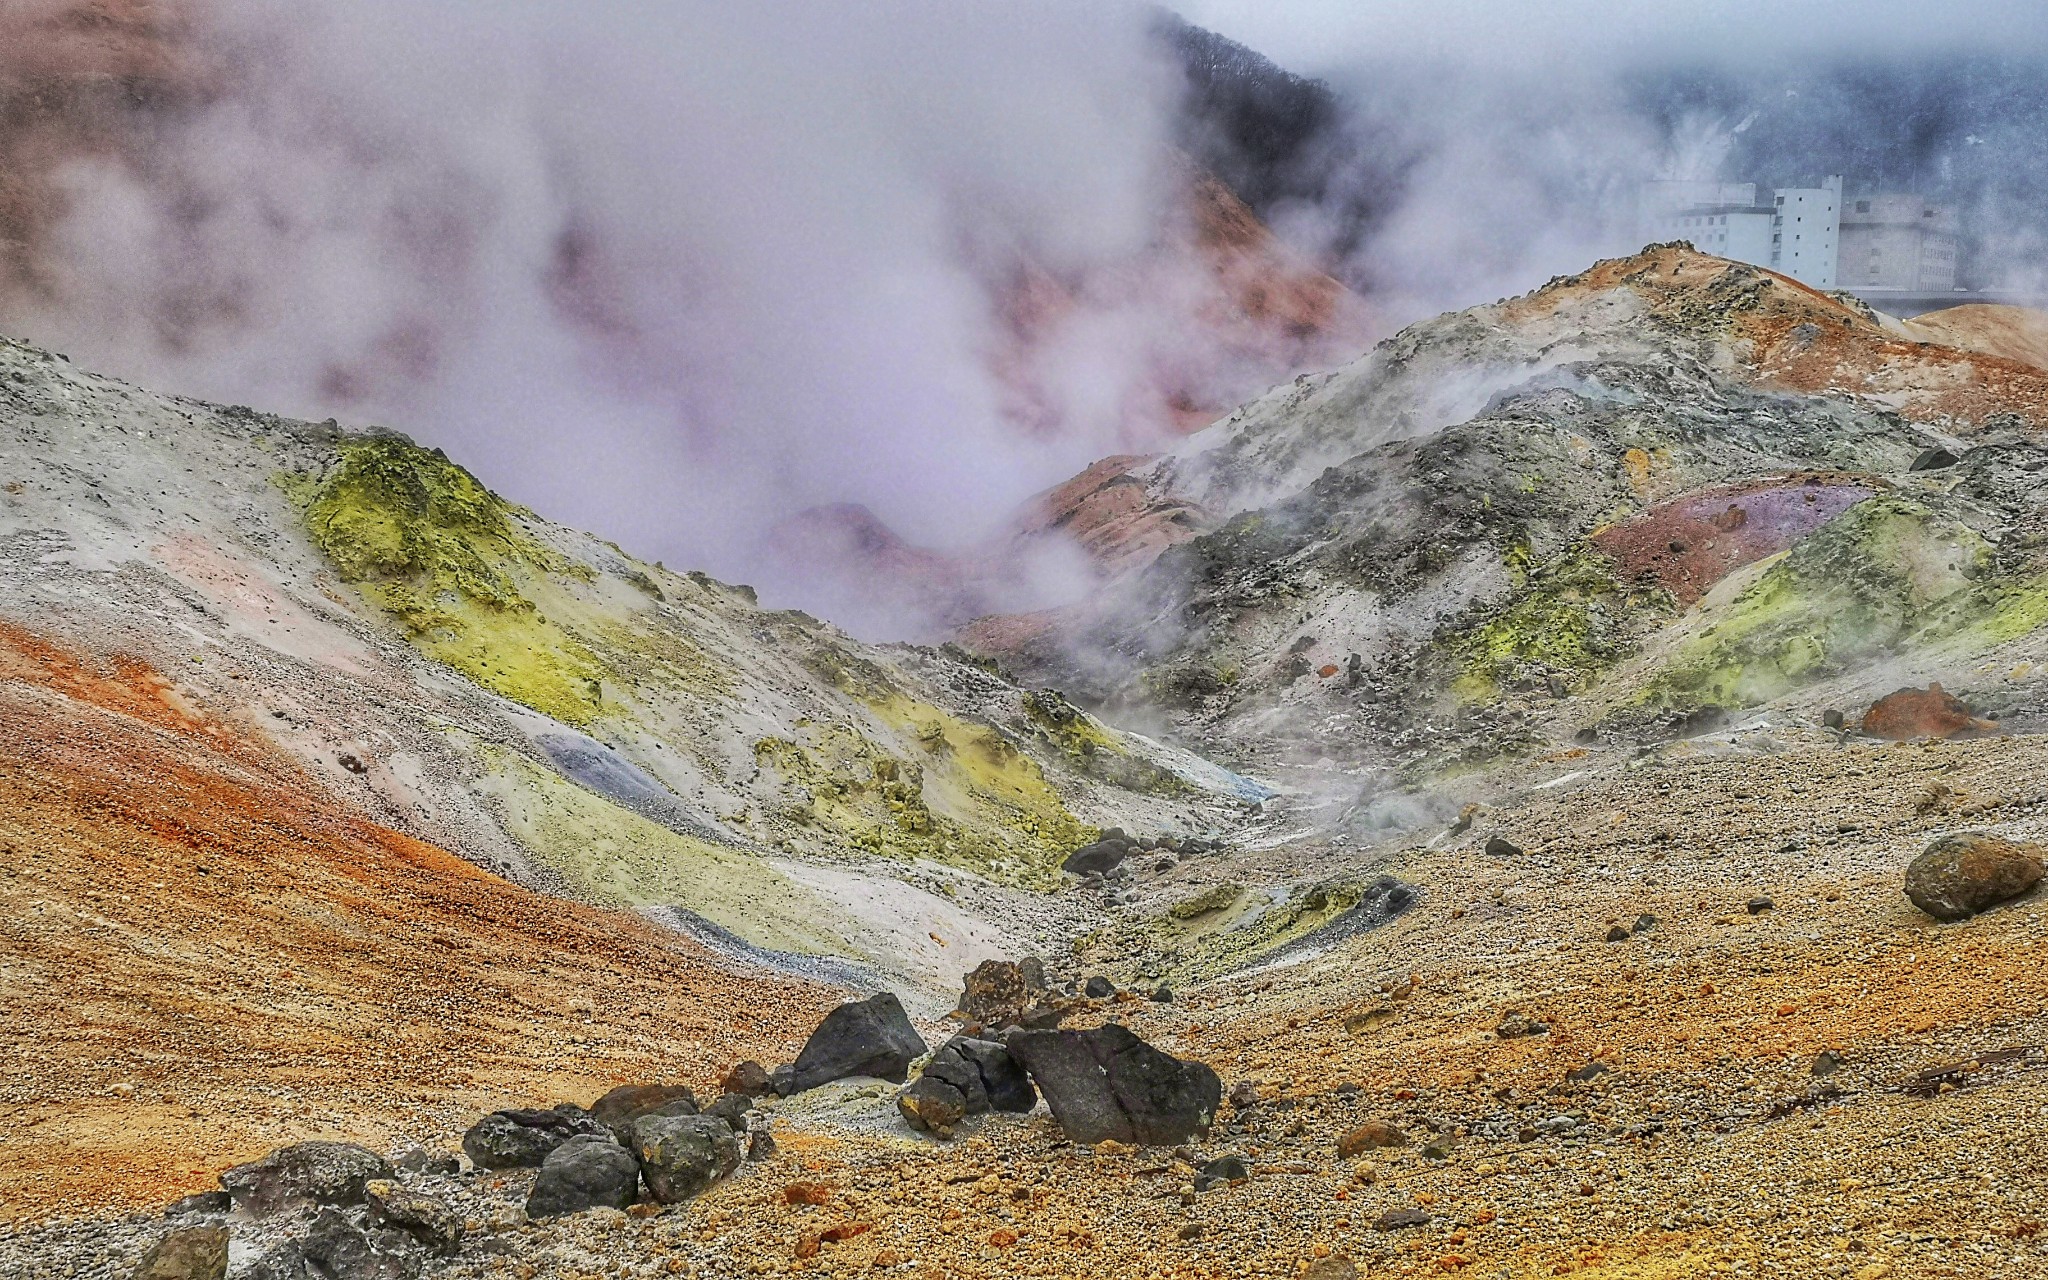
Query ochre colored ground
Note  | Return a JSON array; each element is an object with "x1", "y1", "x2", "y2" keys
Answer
[{"x1": 0, "y1": 623, "x2": 833, "y2": 1223}]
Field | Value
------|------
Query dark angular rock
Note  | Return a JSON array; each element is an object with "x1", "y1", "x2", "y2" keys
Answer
[
  {"x1": 1062, "y1": 840, "x2": 1131, "y2": 877},
  {"x1": 789, "y1": 992, "x2": 927, "y2": 1093},
  {"x1": 1632, "y1": 913, "x2": 1658, "y2": 934},
  {"x1": 365, "y1": 1179, "x2": 463, "y2": 1255},
  {"x1": 897, "y1": 1075, "x2": 970, "y2": 1138},
  {"x1": 1083, "y1": 976, "x2": 1115, "y2": 999},
  {"x1": 1905, "y1": 831, "x2": 2046, "y2": 921},
  {"x1": 133, "y1": 1226, "x2": 229, "y2": 1280},
  {"x1": 629, "y1": 1114, "x2": 741, "y2": 1204},
  {"x1": 1746, "y1": 896, "x2": 1775, "y2": 915},
  {"x1": 747, "y1": 1128, "x2": 778, "y2": 1162},
  {"x1": 1567, "y1": 1060, "x2": 1611, "y2": 1084},
  {"x1": 720, "y1": 1061, "x2": 773, "y2": 1098},
  {"x1": 702, "y1": 1093, "x2": 754, "y2": 1134},
  {"x1": 164, "y1": 1191, "x2": 232, "y2": 1218},
  {"x1": 462, "y1": 1106, "x2": 609, "y2": 1169},
  {"x1": 1910, "y1": 446, "x2": 1959, "y2": 471},
  {"x1": 526, "y1": 1136, "x2": 640, "y2": 1219},
  {"x1": 1484, "y1": 834, "x2": 1523, "y2": 857},
  {"x1": 1150, "y1": 985, "x2": 1173, "y2": 1003},
  {"x1": 770, "y1": 1064, "x2": 797, "y2": 1097},
  {"x1": 1604, "y1": 924, "x2": 1630, "y2": 943},
  {"x1": 299, "y1": 1206, "x2": 422, "y2": 1280},
  {"x1": 1007, "y1": 1024, "x2": 1219, "y2": 1145},
  {"x1": 952, "y1": 1037, "x2": 1036, "y2": 1113},
  {"x1": 220, "y1": 1142, "x2": 395, "y2": 1216}
]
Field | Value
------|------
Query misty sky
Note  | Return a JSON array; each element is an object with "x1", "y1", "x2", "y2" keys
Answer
[
  {"x1": 1177, "y1": 0, "x2": 2048, "y2": 69},
  {"x1": 5, "y1": 0, "x2": 2046, "y2": 640}
]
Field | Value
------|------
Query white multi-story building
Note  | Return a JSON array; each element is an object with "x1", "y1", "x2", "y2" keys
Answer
[
  {"x1": 1643, "y1": 175, "x2": 1843, "y2": 289},
  {"x1": 1771, "y1": 177, "x2": 1842, "y2": 288},
  {"x1": 1839, "y1": 195, "x2": 1959, "y2": 291}
]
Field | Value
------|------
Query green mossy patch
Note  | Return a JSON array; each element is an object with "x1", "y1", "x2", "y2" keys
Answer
[
  {"x1": 1642, "y1": 495, "x2": 1991, "y2": 711},
  {"x1": 477, "y1": 745, "x2": 846, "y2": 957},
  {"x1": 1445, "y1": 545, "x2": 1659, "y2": 703},
  {"x1": 1170, "y1": 878, "x2": 1372, "y2": 981},
  {"x1": 1022, "y1": 689, "x2": 1188, "y2": 796},
  {"x1": 293, "y1": 437, "x2": 606, "y2": 724},
  {"x1": 751, "y1": 693, "x2": 1097, "y2": 888}
]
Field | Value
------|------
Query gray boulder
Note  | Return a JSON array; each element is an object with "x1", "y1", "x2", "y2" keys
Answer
[
  {"x1": 461, "y1": 1106, "x2": 609, "y2": 1169},
  {"x1": 132, "y1": 1226, "x2": 229, "y2": 1280},
  {"x1": 364, "y1": 1180, "x2": 463, "y2": 1256},
  {"x1": 1006, "y1": 1024, "x2": 1219, "y2": 1145},
  {"x1": 899, "y1": 1034, "x2": 1037, "y2": 1138},
  {"x1": 1905, "y1": 831, "x2": 2046, "y2": 921},
  {"x1": 897, "y1": 1075, "x2": 970, "y2": 1138},
  {"x1": 629, "y1": 1114, "x2": 741, "y2": 1204},
  {"x1": 789, "y1": 992, "x2": 927, "y2": 1093},
  {"x1": 220, "y1": 1142, "x2": 395, "y2": 1216},
  {"x1": 526, "y1": 1136, "x2": 641, "y2": 1218},
  {"x1": 1062, "y1": 839, "x2": 1131, "y2": 877},
  {"x1": 300, "y1": 1207, "x2": 422, "y2": 1280}
]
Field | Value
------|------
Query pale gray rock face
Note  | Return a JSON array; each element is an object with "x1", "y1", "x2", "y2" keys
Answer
[{"x1": 629, "y1": 1115, "x2": 741, "y2": 1204}]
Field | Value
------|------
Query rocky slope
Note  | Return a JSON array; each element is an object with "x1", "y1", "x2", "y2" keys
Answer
[
  {"x1": 967, "y1": 247, "x2": 2048, "y2": 807},
  {"x1": 0, "y1": 329, "x2": 1257, "y2": 1221},
  {"x1": 10, "y1": 249, "x2": 2048, "y2": 1279}
]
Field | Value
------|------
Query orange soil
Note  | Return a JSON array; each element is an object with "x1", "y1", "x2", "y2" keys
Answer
[
  {"x1": 1510, "y1": 246, "x2": 2048, "y2": 431},
  {"x1": 0, "y1": 622, "x2": 833, "y2": 1223}
]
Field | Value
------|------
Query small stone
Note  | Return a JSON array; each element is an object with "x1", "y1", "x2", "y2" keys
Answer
[
  {"x1": 897, "y1": 1076, "x2": 969, "y2": 1138},
  {"x1": 1604, "y1": 924, "x2": 1630, "y2": 943},
  {"x1": 1746, "y1": 896, "x2": 1775, "y2": 915},
  {"x1": 720, "y1": 1061, "x2": 774, "y2": 1098},
  {"x1": 1822, "y1": 708, "x2": 1845, "y2": 730},
  {"x1": 1374, "y1": 1208, "x2": 1431, "y2": 1231},
  {"x1": 1484, "y1": 835, "x2": 1523, "y2": 857},
  {"x1": 1631, "y1": 913, "x2": 1658, "y2": 934},
  {"x1": 132, "y1": 1226, "x2": 229, "y2": 1280},
  {"x1": 1909, "y1": 446, "x2": 1959, "y2": 471},
  {"x1": 748, "y1": 1127, "x2": 778, "y2": 1162},
  {"x1": 1084, "y1": 976, "x2": 1115, "y2": 999},
  {"x1": 1150, "y1": 985, "x2": 1173, "y2": 1003},
  {"x1": 1812, "y1": 1049, "x2": 1844, "y2": 1077},
  {"x1": 1194, "y1": 1155, "x2": 1248, "y2": 1191},
  {"x1": 1336, "y1": 1121, "x2": 1406, "y2": 1157},
  {"x1": 1568, "y1": 1060, "x2": 1611, "y2": 1084},
  {"x1": 1228, "y1": 1079, "x2": 1261, "y2": 1110}
]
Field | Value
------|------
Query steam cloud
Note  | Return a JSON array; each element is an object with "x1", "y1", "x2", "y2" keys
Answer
[{"x1": 5, "y1": 0, "x2": 2047, "y2": 637}]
